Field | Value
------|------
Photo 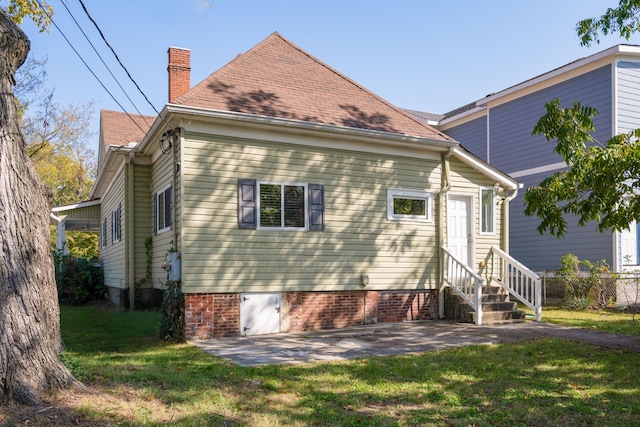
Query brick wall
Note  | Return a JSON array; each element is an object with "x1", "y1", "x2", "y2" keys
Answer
[
  {"x1": 185, "y1": 293, "x2": 240, "y2": 338},
  {"x1": 184, "y1": 289, "x2": 438, "y2": 339},
  {"x1": 185, "y1": 294, "x2": 213, "y2": 339},
  {"x1": 377, "y1": 290, "x2": 438, "y2": 322},
  {"x1": 286, "y1": 291, "x2": 366, "y2": 332}
]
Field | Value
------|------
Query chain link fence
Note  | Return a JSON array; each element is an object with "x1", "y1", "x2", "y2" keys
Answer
[{"x1": 536, "y1": 270, "x2": 640, "y2": 309}]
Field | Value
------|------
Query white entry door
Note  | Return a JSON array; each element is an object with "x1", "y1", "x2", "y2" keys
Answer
[
  {"x1": 448, "y1": 195, "x2": 472, "y2": 266},
  {"x1": 240, "y1": 293, "x2": 281, "y2": 336}
]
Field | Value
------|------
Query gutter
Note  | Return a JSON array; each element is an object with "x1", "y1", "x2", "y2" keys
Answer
[{"x1": 140, "y1": 104, "x2": 458, "y2": 153}]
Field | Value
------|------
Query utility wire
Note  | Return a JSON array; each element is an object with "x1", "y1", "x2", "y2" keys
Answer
[
  {"x1": 58, "y1": 0, "x2": 151, "y2": 127},
  {"x1": 33, "y1": 0, "x2": 149, "y2": 135},
  {"x1": 77, "y1": 0, "x2": 162, "y2": 117}
]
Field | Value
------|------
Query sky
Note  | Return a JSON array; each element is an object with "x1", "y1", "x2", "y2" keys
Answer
[{"x1": 16, "y1": 0, "x2": 631, "y2": 155}]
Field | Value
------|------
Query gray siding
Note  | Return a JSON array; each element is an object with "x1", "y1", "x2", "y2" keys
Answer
[
  {"x1": 510, "y1": 170, "x2": 613, "y2": 271},
  {"x1": 441, "y1": 65, "x2": 615, "y2": 272},
  {"x1": 617, "y1": 61, "x2": 640, "y2": 133},
  {"x1": 489, "y1": 65, "x2": 613, "y2": 175},
  {"x1": 444, "y1": 116, "x2": 487, "y2": 160}
]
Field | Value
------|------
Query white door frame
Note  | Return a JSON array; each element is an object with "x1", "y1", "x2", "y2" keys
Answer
[{"x1": 447, "y1": 194, "x2": 475, "y2": 268}]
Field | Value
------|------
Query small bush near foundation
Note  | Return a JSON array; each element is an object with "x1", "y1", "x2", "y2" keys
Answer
[
  {"x1": 158, "y1": 280, "x2": 185, "y2": 342},
  {"x1": 55, "y1": 254, "x2": 106, "y2": 305}
]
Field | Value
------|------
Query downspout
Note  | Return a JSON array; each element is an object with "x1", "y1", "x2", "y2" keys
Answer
[
  {"x1": 127, "y1": 151, "x2": 136, "y2": 310},
  {"x1": 172, "y1": 128, "x2": 180, "y2": 254},
  {"x1": 438, "y1": 147, "x2": 455, "y2": 319},
  {"x1": 501, "y1": 185, "x2": 520, "y2": 254}
]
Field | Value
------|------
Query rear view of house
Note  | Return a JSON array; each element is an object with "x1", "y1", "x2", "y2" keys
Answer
[{"x1": 91, "y1": 33, "x2": 532, "y2": 338}]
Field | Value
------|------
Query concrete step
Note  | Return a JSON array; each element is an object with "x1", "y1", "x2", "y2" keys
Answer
[
  {"x1": 471, "y1": 309, "x2": 527, "y2": 324},
  {"x1": 481, "y1": 301, "x2": 518, "y2": 311}
]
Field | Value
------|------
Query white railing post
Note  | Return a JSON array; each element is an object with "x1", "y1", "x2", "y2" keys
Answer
[
  {"x1": 490, "y1": 246, "x2": 542, "y2": 322},
  {"x1": 442, "y1": 247, "x2": 484, "y2": 324},
  {"x1": 475, "y1": 276, "x2": 483, "y2": 326},
  {"x1": 534, "y1": 277, "x2": 542, "y2": 321}
]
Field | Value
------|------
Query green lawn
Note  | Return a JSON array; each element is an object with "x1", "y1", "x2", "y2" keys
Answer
[
  {"x1": 34, "y1": 306, "x2": 637, "y2": 426},
  {"x1": 537, "y1": 306, "x2": 640, "y2": 336}
]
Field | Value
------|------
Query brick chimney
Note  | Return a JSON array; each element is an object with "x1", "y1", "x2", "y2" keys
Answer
[{"x1": 167, "y1": 47, "x2": 191, "y2": 102}]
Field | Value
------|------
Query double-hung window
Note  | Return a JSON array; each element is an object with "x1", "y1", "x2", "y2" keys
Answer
[
  {"x1": 480, "y1": 187, "x2": 495, "y2": 234},
  {"x1": 238, "y1": 179, "x2": 324, "y2": 231},
  {"x1": 101, "y1": 218, "x2": 108, "y2": 248},
  {"x1": 111, "y1": 203, "x2": 122, "y2": 243},
  {"x1": 387, "y1": 189, "x2": 432, "y2": 222},
  {"x1": 259, "y1": 182, "x2": 306, "y2": 229},
  {"x1": 154, "y1": 184, "x2": 173, "y2": 234}
]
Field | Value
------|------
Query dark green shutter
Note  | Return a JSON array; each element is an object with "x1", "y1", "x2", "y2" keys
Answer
[
  {"x1": 238, "y1": 179, "x2": 257, "y2": 229},
  {"x1": 308, "y1": 184, "x2": 324, "y2": 231}
]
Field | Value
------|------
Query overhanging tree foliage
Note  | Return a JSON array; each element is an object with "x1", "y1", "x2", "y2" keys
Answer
[
  {"x1": 525, "y1": 99, "x2": 640, "y2": 237},
  {"x1": 525, "y1": 0, "x2": 640, "y2": 237}
]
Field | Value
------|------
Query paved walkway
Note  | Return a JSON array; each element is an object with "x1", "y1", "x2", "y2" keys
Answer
[{"x1": 191, "y1": 321, "x2": 640, "y2": 366}]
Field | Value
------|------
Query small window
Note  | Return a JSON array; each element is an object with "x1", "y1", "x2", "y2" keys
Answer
[
  {"x1": 258, "y1": 182, "x2": 307, "y2": 230},
  {"x1": 480, "y1": 187, "x2": 495, "y2": 234},
  {"x1": 101, "y1": 218, "x2": 108, "y2": 248},
  {"x1": 111, "y1": 203, "x2": 122, "y2": 243},
  {"x1": 387, "y1": 189, "x2": 432, "y2": 222},
  {"x1": 155, "y1": 184, "x2": 173, "y2": 234}
]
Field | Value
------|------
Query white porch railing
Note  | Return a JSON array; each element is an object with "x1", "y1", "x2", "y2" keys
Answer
[
  {"x1": 490, "y1": 245, "x2": 542, "y2": 321},
  {"x1": 442, "y1": 247, "x2": 484, "y2": 325}
]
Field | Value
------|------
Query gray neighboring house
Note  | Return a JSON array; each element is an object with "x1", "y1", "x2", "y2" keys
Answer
[{"x1": 411, "y1": 44, "x2": 640, "y2": 272}]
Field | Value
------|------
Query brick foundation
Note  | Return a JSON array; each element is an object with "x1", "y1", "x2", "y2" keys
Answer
[{"x1": 184, "y1": 289, "x2": 438, "y2": 338}]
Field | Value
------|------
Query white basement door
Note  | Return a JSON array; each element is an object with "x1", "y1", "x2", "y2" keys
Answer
[{"x1": 240, "y1": 292, "x2": 281, "y2": 336}]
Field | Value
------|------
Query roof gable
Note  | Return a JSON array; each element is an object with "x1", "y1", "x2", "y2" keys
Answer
[
  {"x1": 172, "y1": 32, "x2": 452, "y2": 142},
  {"x1": 98, "y1": 110, "x2": 154, "y2": 169}
]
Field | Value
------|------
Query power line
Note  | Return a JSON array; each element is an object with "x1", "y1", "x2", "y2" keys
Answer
[
  {"x1": 33, "y1": 0, "x2": 149, "y2": 135},
  {"x1": 57, "y1": 0, "x2": 151, "y2": 127},
  {"x1": 77, "y1": 0, "x2": 162, "y2": 117}
]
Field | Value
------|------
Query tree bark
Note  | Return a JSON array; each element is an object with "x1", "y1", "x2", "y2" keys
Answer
[{"x1": 0, "y1": 8, "x2": 76, "y2": 405}]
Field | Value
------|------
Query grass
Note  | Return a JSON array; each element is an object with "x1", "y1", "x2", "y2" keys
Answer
[
  {"x1": 526, "y1": 304, "x2": 640, "y2": 336},
  {"x1": 1, "y1": 306, "x2": 639, "y2": 426}
]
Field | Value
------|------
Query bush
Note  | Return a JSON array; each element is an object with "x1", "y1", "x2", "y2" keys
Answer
[
  {"x1": 558, "y1": 254, "x2": 613, "y2": 310},
  {"x1": 158, "y1": 280, "x2": 185, "y2": 342},
  {"x1": 55, "y1": 254, "x2": 106, "y2": 305}
]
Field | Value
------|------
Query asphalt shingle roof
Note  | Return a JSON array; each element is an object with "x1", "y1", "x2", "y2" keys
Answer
[{"x1": 173, "y1": 32, "x2": 453, "y2": 142}]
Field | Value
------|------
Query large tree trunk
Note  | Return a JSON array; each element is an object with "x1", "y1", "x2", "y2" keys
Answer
[{"x1": 0, "y1": 9, "x2": 76, "y2": 405}]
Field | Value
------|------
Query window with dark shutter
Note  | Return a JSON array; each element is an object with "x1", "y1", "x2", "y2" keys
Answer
[{"x1": 239, "y1": 180, "x2": 325, "y2": 231}]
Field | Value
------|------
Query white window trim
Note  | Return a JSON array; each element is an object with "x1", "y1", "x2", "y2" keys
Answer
[
  {"x1": 111, "y1": 204, "x2": 121, "y2": 243},
  {"x1": 387, "y1": 188, "x2": 433, "y2": 222},
  {"x1": 156, "y1": 184, "x2": 172, "y2": 235},
  {"x1": 256, "y1": 181, "x2": 308, "y2": 231},
  {"x1": 101, "y1": 218, "x2": 108, "y2": 248},
  {"x1": 479, "y1": 187, "x2": 496, "y2": 235}
]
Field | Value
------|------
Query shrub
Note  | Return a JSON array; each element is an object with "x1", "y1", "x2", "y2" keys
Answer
[
  {"x1": 558, "y1": 254, "x2": 613, "y2": 310},
  {"x1": 54, "y1": 253, "x2": 106, "y2": 305},
  {"x1": 158, "y1": 280, "x2": 185, "y2": 342}
]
